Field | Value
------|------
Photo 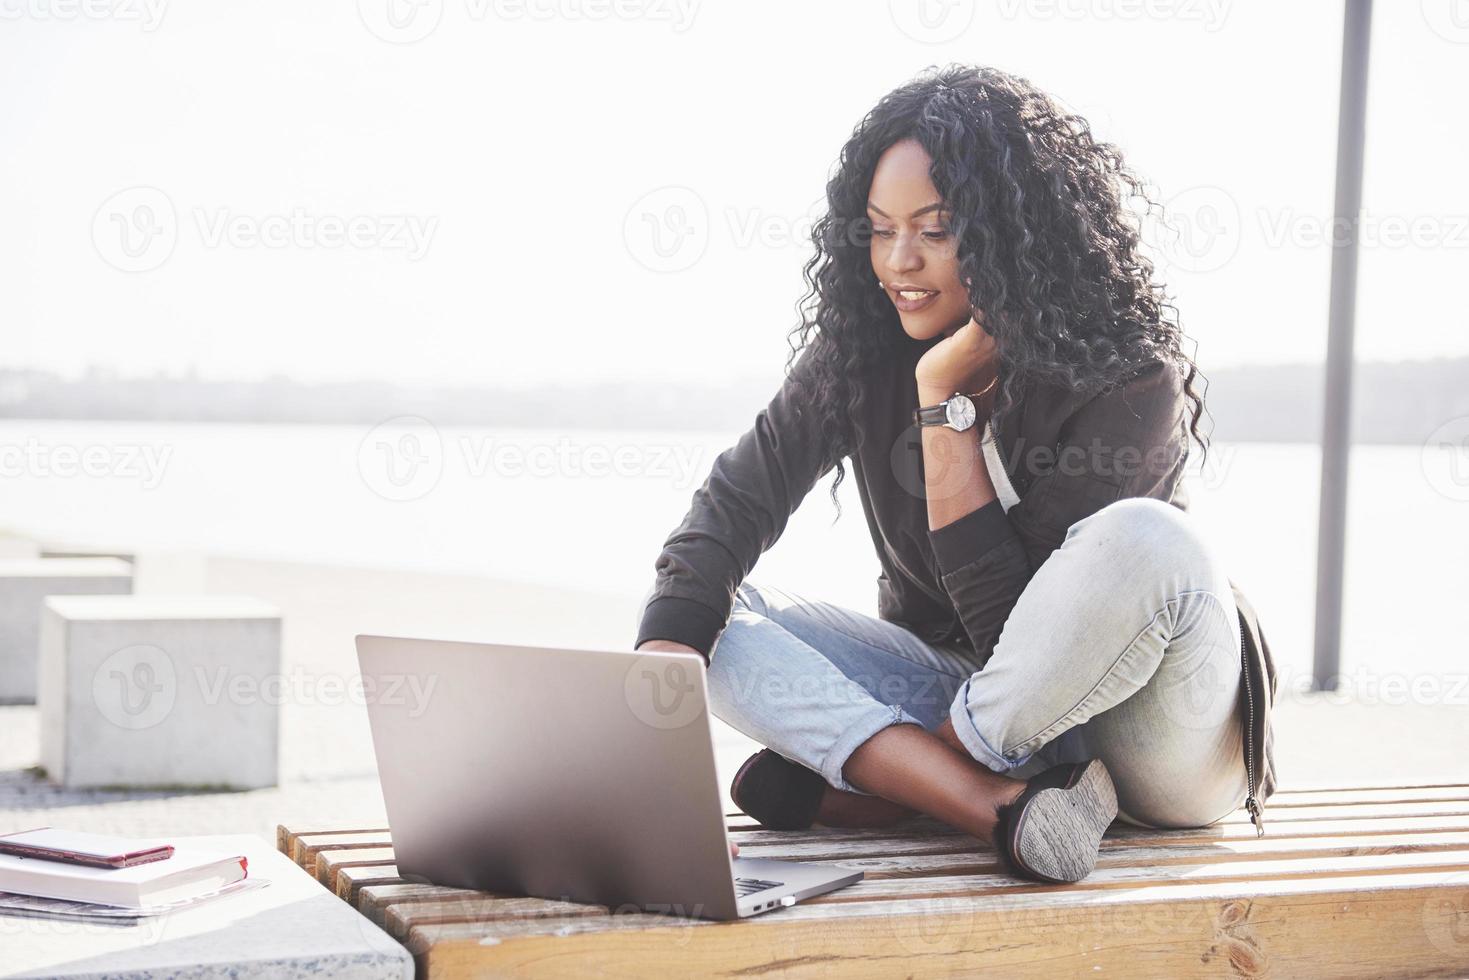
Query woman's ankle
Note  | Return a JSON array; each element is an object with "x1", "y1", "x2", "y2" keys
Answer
[{"x1": 814, "y1": 784, "x2": 916, "y2": 828}]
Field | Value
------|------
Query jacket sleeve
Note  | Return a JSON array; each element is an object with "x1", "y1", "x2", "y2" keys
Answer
[
  {"x1": 927, "y1": 358, "x2": 1189, "y2": 664},
  {"x1": 635, "y1": 346, "x2": 836, "y2": 657}
]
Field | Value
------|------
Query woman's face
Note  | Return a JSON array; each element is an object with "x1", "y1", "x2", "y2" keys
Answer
[{"x1": 867, "y1": 138, "x2": 974, "y2": 341}]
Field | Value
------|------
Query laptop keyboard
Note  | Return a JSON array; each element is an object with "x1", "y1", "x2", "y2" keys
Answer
[{"x1": 734, "y1": 876, "x2": 785, "y2": 897}]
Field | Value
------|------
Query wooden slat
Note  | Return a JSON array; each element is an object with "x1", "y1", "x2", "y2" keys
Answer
[
  {"x1": 406, "y1": 871, "x2": 1469, "y2": 979},
  {"x1": 373, "y1": 848, "x2": 1469, "y2": 939},
  {"x1": 359, "y1": 883, "x2": 482, "y2": 928},
  {"x1": 289, "y1": 830, "x2": 393, "y2": 874},
  {"x1": 315, "y1": 845, "x2": 396, "y2": 888},
  {"x1": 337, "y1": 863, "x2": 406, "y2": 903},
  {"x1": 275, "y1": 786, "x2": 1469, "y2": 979}
]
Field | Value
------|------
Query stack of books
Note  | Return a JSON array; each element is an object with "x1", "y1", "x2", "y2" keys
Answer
[{"x1": 0, "y1": 827, "x2": 262, "y2": 923}]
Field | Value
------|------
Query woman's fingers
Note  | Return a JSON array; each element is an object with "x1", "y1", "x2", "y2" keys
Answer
[{"x1": 729, "y1": 840, "x2": 740, "y2": 857}]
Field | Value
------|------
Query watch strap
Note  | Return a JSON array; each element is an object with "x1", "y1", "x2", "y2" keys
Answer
[{"x1": 912, "y1": 402, "x2": 951, "y2": 427}]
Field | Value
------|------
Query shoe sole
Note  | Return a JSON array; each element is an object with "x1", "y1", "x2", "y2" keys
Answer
[{"x1": 1011, "y1": 758, "x2": 1118, "y2": 883}]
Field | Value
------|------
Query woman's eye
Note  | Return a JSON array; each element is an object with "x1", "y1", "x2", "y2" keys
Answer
[{"x1": 870, "y1": 228, "x2": 947, "y2": 241}]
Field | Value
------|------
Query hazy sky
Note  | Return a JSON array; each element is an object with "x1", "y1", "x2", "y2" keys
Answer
[{"x1": 3, "y1": 1, "x2": 1466, "y2": 386}]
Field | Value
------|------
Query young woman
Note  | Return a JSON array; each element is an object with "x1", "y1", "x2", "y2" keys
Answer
[{"x1": 634, "y1": 64, "x2": 1278, "y2": 884}]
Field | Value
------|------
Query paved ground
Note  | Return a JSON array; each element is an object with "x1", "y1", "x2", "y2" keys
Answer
[{"x1": 3, "y1": 553, "x2": 1466, "y2": 847}]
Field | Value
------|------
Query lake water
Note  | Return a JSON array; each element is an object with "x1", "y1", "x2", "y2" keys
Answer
[{"x1": 0, "y1": 420, "x2": 1463, "y2": 693}]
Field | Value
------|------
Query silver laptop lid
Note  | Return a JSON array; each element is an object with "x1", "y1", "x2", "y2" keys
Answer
[{"x1": 355, "y1": 634, "x2": 739, "y2": 921}]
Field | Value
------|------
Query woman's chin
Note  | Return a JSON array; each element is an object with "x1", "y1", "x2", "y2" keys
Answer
[{"x1": 899, "y1": 318, "x2": 945, "y2": 342}]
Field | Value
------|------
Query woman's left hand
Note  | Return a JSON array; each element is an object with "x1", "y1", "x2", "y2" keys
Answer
[{"x1": 914, "y1": 313, "x2": 1000, "y2": 402}]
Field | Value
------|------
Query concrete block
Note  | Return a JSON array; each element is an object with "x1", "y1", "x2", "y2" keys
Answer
[
  {"x1": 0, "y1": 558, "x2": 133, "y2": 702},
  {"x1": 39, "y1": 594, "x2": 282, "y2": 789},
  {"x1": 0, "y1": 533, "x2": 40, "y2": 559},
  {"x1": 39, "y1": 543, "x2": 137, "y2": 564}
]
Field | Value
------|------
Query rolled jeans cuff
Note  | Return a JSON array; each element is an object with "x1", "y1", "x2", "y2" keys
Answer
[
  {"x1": 949, "y1": 676, "x2": 1032, "y2": 774},
  {"x1": 821, "y1": 702, "x2": 925, "y2": 794}
]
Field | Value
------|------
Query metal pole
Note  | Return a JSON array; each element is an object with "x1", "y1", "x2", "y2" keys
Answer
[{"x1": 1313, "y1": 0, "x2": 1373, "y2": 691}]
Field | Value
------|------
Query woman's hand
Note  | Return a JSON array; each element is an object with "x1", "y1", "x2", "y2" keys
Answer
[{"x1": 914, "y1": 313, "x2": 1000, "y2": 406}]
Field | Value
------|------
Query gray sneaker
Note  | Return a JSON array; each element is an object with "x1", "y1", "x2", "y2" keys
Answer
[{"x1": 992, "y1": 757, "x2": 1118, "y2": 883}]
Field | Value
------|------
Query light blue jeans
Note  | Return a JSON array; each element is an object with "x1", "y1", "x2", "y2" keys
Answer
[{"x1": 637, "y1": 497, "x2": 1250, "y2": 829}]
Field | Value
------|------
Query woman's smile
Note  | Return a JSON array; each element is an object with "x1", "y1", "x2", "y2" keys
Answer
[{"x1": 887, "y1": 284, "x2": 941, "y2": 313}]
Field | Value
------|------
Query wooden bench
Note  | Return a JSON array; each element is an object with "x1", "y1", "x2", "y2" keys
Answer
[{"x1": 279, "y1": 784, "x2": 1469, "y2": 978}]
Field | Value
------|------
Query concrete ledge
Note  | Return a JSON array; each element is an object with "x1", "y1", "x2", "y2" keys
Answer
[
  {"x1": 1, "y1": 832, "x2": 414, "y2": 979},
  {"x1": 0, "y1": 557, "x2": 133, "y2": 703},
  {"x1": 39, "y1": 594, "x2": 283, "y2": 790}
]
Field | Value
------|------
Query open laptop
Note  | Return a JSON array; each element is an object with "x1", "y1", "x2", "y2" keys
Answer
[{"x1": 355, "y1": 634, "x2": 862, "y2": 921}]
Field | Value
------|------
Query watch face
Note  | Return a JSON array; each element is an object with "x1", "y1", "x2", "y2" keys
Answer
[{"x1": 946, "y1": 395, "x2": 976, "y2": 431}]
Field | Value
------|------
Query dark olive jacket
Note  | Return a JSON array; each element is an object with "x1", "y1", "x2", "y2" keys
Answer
[{"x1": 636, "y1": 333, "x2": 1279, "y2": 833}]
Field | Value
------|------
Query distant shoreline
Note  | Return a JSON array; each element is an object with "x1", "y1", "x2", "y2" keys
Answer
[{"x1": 2, "y1": 357, "x2": 1466, "y2": 444}]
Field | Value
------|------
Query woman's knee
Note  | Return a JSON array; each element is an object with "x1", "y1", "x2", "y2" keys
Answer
[{"x1": 1070, "y1": 497, "x2": 1221, "y2": 583}]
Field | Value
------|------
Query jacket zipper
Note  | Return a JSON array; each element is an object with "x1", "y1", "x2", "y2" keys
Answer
[{"x1": 1239, "y1": 612, "x2": 1265, "y2": 837}]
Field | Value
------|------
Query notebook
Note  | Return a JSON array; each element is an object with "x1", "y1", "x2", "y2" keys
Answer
[{"x1": 0, "y1": 842, "x2": 248, "y2": 909}]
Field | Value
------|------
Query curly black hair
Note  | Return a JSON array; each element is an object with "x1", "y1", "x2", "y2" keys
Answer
[{"x1": 786, "y1": 63, "x2": 1210, "y2": 519}]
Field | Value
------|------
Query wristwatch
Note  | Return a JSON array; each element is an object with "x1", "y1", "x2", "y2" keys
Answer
[{"x1": 912, "y1": 391, "x2": 978, "y2": 432}]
